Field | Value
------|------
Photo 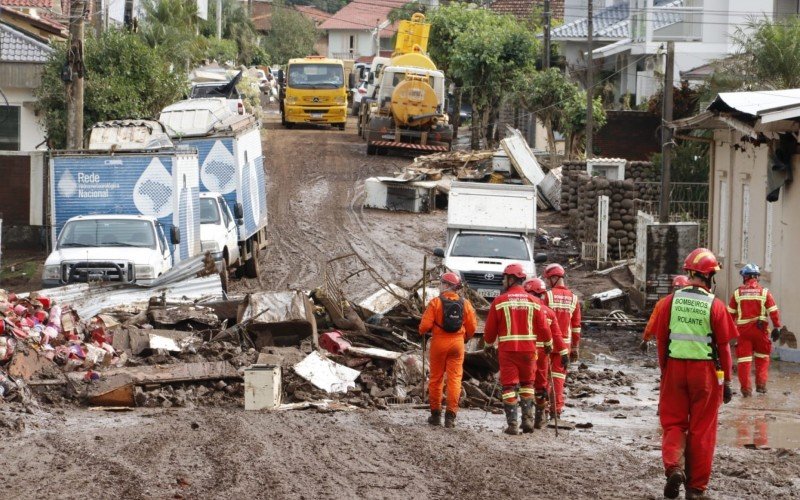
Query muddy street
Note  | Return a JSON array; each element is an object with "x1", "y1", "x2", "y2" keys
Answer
[
  {"x1": 232, "y1": 111, "x2": 445, "y2": 299},
  {"x1": 3, "y1": 109, "x2": 800, "y2": 500}
]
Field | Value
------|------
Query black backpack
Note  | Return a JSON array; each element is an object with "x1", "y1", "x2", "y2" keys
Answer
[{"x1": 438, "y1": 296, "x2": 464, "y2": 333}]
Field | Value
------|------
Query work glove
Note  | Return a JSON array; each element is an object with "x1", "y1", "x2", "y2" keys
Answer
[
  {"x1": 570, "y1": 349, "x2": 579, "y2": 363},
  {"x1": 723, "y1": 383, "x2": 732, "y2": 404},
  {"x1": 544, "y1": 344, "x2": 553, "y2": 355},
  {"x1": 639, "y1": 340, "x2": 649, "y2": 353},
  {"x1": 561, "y1": 353, "x2": 569, "y2": 369},
  {"x1": 771, "y1": 328, "x2": 781, "y2": 342}
]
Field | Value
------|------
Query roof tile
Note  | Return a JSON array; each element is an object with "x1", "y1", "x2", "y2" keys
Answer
[
  {"x1": 319, "y1": 0, "x2": 404, "y2": 32},
  {"x1": 489, "y1": 0, "x2": 564, "y2": 21}
]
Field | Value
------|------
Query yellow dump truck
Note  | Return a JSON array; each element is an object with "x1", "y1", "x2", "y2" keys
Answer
[
  {"x1": 280, "y1": 56, "x2": 348, "y2": 130},
  {"x1": 363, "y1": 14, "x2": 452, "y2": 155}
]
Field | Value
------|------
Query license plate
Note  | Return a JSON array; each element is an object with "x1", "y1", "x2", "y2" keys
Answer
[
  {"x1": 310, "y1": 112, "x2": 323, "y2": 118},
  {"x1": 478, "y1": 289, "x2": 500, "y2": 298}
]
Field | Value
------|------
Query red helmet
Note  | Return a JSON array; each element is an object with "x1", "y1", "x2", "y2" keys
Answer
[
  {"x1": 524, "y1": 278, "x2": 547, "y2": 295},
  {"x1": 441, "y1": 272, "x2": 461, "y2": 288},
  {"x1": 503, "y1": 263, "x2": 527, "y2": 279},
  {"x1": 683, "y1": 248, "x2": 721, "y2": 275},
  {"x1": 671, "y1": 275, "x2": 690, "y2": 288},
  {"x1": 543, "y1": 263, "x2": 565, "y2": 279}
]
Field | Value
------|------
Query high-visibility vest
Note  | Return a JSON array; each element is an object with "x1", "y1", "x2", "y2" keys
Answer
[
  {"x1": 668, "y1": 288, "x2": 714, "y2": 360},
  {"x1": 732, "y1": 287, "x2": 768, "y2": 325}
]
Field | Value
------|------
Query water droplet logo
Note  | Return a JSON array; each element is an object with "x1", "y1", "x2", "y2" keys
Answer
[
  {"x1": 57, "y1": 170, "x2": 77, "y2": 198},
  {"x1": 134, "y1": 158, "x2": 174, "y2": 219},
  {"x1": 201, "y1": 141, "x2": 236, "y2": 194}
]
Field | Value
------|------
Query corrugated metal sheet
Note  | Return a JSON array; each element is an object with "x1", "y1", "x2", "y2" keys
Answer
[
  {"x1": 49, "y1": 151, "x2": 201, "y2": 263},
  {"x1": 27, "y1": 275, "x2": 223, "y2": 318}
]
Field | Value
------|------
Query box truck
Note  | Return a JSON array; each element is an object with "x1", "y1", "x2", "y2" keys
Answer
[
  {"x1": 160, "y1": 98, "x2": 268, "y2": 279},
  {"x1": 43, "y1": 120, "x2": 201, "y2": 287},
  {"x1": 434, "y1": 182, "x2": 546, "y2": 298}
]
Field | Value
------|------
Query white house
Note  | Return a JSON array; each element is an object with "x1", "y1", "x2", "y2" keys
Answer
[
  {"x1": 319, "y1": 0, "x2": 400, "y2": 60},
  {"x1": 553, "y1": 0, "x2": 800, "y2": 107},
  {"x1": 671, "y1": 90, "x2": 800, "y2": 340},
  {"x1": 0, "y1": 22, "x2": 52, "y2": 151}
]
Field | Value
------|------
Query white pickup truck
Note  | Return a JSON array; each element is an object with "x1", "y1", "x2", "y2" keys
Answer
[
  {"x1": 199, "y1": 191, "x2": 241, "y2": 285},
  {"x1": 42, "y1": 215, "x2": 180, "y2": 287},
  {"x1": 434, "y1": 182, "x2": 547, "y2": 299}
]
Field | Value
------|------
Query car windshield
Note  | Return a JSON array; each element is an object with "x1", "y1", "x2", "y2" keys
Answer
[
  {"x1": 190, "y1": 83, "x2": 241, "y2": 100},
  {"x1": 450, "y1": 234, "x2": 529, "y2": 260},
  {"x1": 58, "y1": 219, "x2": 156, "y2": 249},
  {"x1": 200, "y1": 198, "x2": 221, "y2": 224},
  {"x1": 288, "y1": 64, "x2": 344, "y2": 89}
]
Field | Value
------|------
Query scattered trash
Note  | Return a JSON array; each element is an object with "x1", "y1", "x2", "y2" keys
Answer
[{"x1": 293, "y1": 352, "x2": 360, "y2": 394}]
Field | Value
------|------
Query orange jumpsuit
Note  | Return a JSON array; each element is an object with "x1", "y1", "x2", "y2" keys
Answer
[
  {"x1": 649, "y1": 288, "x2": 737, "y2": 493},
  {"x1": 484, "y1": 285, "x2": 552, "y2": 405},
  {"x1": 643, "y1": 296, "x2": 669, "y2": 343},
  {"x1": 544, "y1": 285, "x2": 581, "y2": 413},
  {"x1": 418, "y1": 291, "x2": 477, "y2": 414},
  {"x1": 727, "y1": 279, "x2": 781, "y2": 393}
]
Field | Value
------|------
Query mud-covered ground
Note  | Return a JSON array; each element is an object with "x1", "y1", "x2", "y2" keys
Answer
[{"x1": 3, "y1": 110, "x2": 800, "y2": 499}]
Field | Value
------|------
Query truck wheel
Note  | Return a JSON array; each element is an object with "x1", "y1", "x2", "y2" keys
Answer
[
  {"x1": 367, "y1": 144, "x2": 377, "y2": 155},
  {"x1": 244, "y1": 243, "x2": 260, "y2": 278},
  {"x1": 337, "y1": 123, "x2": 346, "y2": 131}
]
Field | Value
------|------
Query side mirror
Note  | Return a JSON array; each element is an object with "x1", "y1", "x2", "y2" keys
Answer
[
  {"x1": 348, "y1": 73, "x2": 356, "y2": 89},
  {"x1": 277, "y1": 70, "x2": 285, "y2": 86},
  {"x1": 234, "y1": 202, "x2": 244, "y2": 219},
  {"x1": 170, "y1": 226, "x2": 181, "y2": 245},
  {"x1": 368, "y1": 73, "x2": 374, "y2": 85},
  {"x1": 237, "y1": 218, "x2": 244, "y2": 226},
  {"x1": 433, "y1": 248, "x2": 445, "y2": 258},
  {"x1": 534, "y1": 253, "x2": 548, "y2": 264}
]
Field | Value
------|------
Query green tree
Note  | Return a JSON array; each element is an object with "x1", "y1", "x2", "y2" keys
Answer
[
  {"x1": 514, "y1": 68, "x2": 579, "y2": 162},
  {"x1": 561, "y1": 90, "x2": 606, "y2": 159},
  {"x1": 34, "y1": 30, "x2": 186, "y2": 149},
  {"x1": 429, "y1": 4, "x2": 475, "y2": 139},
  {"x1": 138, "y1": 0, "x2": 201, "y2": 68},
  {"x1": 430, "y1": 4, "x2": 538, "y2": 149},
  {"x1": 732, "y1": 17, "x2": 800, "y2": 89},
  {"x1": 201, "y1": 0, "x2": 262, "y2": 65},
  {"x1": 388, "y1": 1, "x2": 426, "y2": 23},
  {"x1": 262, "y1": 2, "x2": 318, "y2": 65}
]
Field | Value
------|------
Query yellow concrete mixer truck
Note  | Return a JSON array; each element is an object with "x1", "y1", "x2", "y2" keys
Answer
[{"x1": 364, "y1": 14, "x2": 452, "y2": 155}]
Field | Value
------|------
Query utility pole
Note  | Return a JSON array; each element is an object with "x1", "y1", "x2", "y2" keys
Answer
[
  {"x1": 92, "y1": 0, "x2": 102, "y2": 36},
  {"x1": 66, "y1": 0, "x2": 87, "y2": 150},
  {"x1": 543, "y1": 0, "x2": 551, "y2": 69},
  {"x1": 585, "y1": 0, "x2": 594, "y2": 159},
  {"x1": 659, "y1": 41, "x2": 675, "y2": 223},
  {"x1": 216, "y1": 0, "x2": 222, "y2": 39}
]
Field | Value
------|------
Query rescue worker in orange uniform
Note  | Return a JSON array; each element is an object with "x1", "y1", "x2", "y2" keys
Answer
[
  {"x1": 484, "y1": 264, "x2": 552, "y2": 435},
  {"x1": 524, "y1": 278, "x2": 570, "y2": 429},
  {"x1": 418, "y1": 272, "x2": 477, "y2": 428},
  {"x1": 727, "y1": 263, "x2": 782, "y2": 397},
  {"x1": 541, "y1": 263, "x2": 581, "y2": 418},
  {"x1": 640, "y1": 275, "x2": 691, "y2": 351},
  {"x1": 647, "y1": 248, "x2": 737, "y2": 499}
]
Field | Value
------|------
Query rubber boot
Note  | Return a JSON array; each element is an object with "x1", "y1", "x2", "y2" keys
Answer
[
  {"x1": 741, "y1": 388, "x2": 752, "y2": 398},
  {"x1": 534, "y1": 404, "x2": 545, "y2": 429},
  {"x1": 427, "y1": 409, "x2": 442, "y2": 426},
  {"x1": 444, "y1": 410, "x2": 456, "y2": 429},
  {"x1": 520, "y1": 399, "x2": 535, "y2": 433},
  {"x1": 503, "y1": 404, "x2": 520, "y2": 435},
  {"x1": 756, "y1": 384, "x2": 767, "y2": 394},
  {"x1": 685, "y1": 488, "x2": 712, "y2": 499},
  {"x1": 664, "y1": 468, "x2": 686, "y2": 499}
]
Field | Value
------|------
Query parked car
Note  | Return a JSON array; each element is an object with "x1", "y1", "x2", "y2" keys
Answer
[
  {"x1": 190, "y1": 71, "x2": 245, "y2": 115},
  {"x1": 351, "y1": 80, "x2": 368, "y2": 116}
]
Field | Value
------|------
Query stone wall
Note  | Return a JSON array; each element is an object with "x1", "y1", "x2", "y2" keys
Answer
[{"x1": 560, "y1": 161, "x2": 660, "y2": 260}]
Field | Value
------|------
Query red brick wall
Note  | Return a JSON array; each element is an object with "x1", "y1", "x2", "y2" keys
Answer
[
  {"x1": 593, "y1": 110, "x2": 660, "y2": 161},
  {"x1": 0, "y1": 155, "x2": 32, "y2": 225}
]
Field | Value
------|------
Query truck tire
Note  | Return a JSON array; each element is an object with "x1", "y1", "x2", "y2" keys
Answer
[
  {"x1": 367, "y1": 144, "x2": 378, "y2": 155},
  {"x1": 337, "y1": 123, "x2": 346, "y2": 131},
  {"x1": 244, "y1": 243, "x2": 260, "y2": 278}
]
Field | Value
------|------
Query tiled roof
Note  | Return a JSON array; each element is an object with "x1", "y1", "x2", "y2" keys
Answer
[
  {"x1": 551, "y1": 0, "x2": 682, "y2": 40},
  {"x1": 0, "y1": 0, "x2": 53, "y2": 7},
  {"x1": 0, "y1": 21, "x2": 53, "y2": 62},
  {"x1": 294, "y1": 5, "x2": 329, "y2": 26},
  {"x1": 0, "y1": 7, "x2": 67, "y2": 37},
  {"x1": 319, "y1": 0, "x2": 404, "y2": 31},
  {"x1": 490, "y1": 0, "x2": 564, "y2": 21}
]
